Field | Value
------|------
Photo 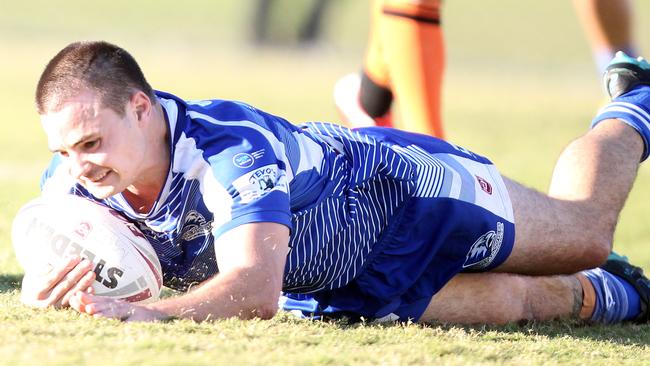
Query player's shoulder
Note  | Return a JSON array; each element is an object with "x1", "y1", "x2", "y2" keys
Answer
[{"x1": 156, "y1": 90, "x2": 276, "y2": 126}]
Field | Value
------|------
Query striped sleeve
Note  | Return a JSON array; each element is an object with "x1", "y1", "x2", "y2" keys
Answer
[{"x1": 591, "y1": 87, "x2": 650, "y2": 161}]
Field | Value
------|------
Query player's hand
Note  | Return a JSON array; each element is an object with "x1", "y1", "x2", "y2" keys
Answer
[
  {"x1": 69, "y1": 292, "x2": 171, "y2": 322},
  {"x1": 20, "y1": 255, "x2": 96, "y2": 309}
]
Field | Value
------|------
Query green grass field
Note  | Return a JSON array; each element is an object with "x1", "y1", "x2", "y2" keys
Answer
[{"x1": 1, "y1": 0, "x2": 649, "y2": 364}]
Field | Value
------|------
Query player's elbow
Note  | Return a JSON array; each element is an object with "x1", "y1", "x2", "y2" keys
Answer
[
  {"x1": 252, "y1": 300, "x2": 279, "y2": 320},
  {"x1": 240, "y1": 276, "x2": 281, "y2": 320},
  {"x1": 237, "y1": 293, "x2": 278, "y2": 320}
]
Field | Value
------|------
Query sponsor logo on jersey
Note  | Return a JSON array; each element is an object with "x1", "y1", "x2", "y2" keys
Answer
[
  {"x1": 251, "y1": 167, "x2": 276, "y2": 191},
  {"x1": 233, "y1": 153, "x2": 254, "y2": 168},
  {"x1": 180, "y1": 210, "x2": 213, "y2": 241},
  {"x1": 252, "y1": 149, "x2": 265, "y2": 159},
  {"x1": 232, "y1": 149, "x2": 266, "y2": 168},
  {"x1": 475, "y1": 175, "x2": 492, "y2": 195},
  {"x1": 232, "y1": 164, "x2": 288, "y2": 203},
  {"x1": 462, "y1": 222, "x2": 504, "y2": 269}
]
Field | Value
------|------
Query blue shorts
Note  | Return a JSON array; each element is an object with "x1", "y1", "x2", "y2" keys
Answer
[{"x1": 281, "y1": 128, "x2": 516, "y2": 322}]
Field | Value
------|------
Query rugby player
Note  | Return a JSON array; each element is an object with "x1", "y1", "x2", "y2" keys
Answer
[{"x1": 22, "y1": 41, "x2": 650, "y2": 325}]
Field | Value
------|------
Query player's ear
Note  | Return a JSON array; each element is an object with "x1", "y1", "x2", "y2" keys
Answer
[{"x1": 130, "y1": 91, "x2": 152, "y2": 123}]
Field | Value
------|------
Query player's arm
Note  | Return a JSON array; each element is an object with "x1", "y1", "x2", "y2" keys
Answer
[
  {"x1": 148, "y1": 221, "x2": 289, "y2": 320},
  {"x1": 70, "y1": 221, "x2": 289, "y2": 321}
]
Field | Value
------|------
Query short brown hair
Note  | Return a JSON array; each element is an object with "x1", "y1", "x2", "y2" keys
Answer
[{"x1": 35, "y1": 41, "x2": 155, "y2": 116}]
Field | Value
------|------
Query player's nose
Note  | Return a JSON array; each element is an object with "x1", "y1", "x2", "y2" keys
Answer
[{"x1": 67, "y1": 152, "x2": 93, "y2": 180}]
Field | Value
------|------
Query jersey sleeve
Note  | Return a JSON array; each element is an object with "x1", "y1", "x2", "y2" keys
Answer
[{"x1": 198, "y1": 120, "x2": 293, "y2": 239}]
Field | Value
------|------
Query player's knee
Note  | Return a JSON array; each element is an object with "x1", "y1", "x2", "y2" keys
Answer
[
  {"x1": 575, "y1": 228, "x2": 611, "y2": 269},
  {"x1": 581, "y1": 240, "x2": 611, "y2": 268},
  {"x1": 564, "y1": 216, "x2": 612, "y2": 270}
]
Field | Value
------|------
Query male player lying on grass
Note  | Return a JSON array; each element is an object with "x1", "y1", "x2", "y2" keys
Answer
[{"x1": 22, "y1": 41, "x2": 650, "y2": 325}]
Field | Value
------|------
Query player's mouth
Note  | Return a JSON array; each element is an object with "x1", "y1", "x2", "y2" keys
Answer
[{"x1": 85, "y1": 170, "x2": 112, "y2": 184}]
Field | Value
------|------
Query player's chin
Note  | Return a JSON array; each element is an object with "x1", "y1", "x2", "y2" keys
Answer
[{"x1": 83, "y1": 183, "x2": 123, "y2": 199}]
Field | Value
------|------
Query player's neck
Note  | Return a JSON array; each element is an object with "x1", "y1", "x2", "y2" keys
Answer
[
  {"x1": 122, "y1": 185, "x2": 162, "y2": 214},
  {"x1": 123, "y1": 104, "x2": 170, "y2": 214}
]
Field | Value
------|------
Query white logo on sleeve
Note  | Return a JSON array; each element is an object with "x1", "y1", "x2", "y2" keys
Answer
[{"x1": 232, "y1": 165, "x2": 288, "y2": 203}]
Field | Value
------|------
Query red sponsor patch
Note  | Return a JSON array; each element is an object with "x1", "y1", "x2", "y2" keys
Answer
[{"x1": 475, "y1": 175, "x2": 493, "y2": 195}]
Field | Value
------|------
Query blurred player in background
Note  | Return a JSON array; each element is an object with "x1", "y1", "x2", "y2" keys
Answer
[
  {"x1": 252, "y1": 0, "x2": 332, "y2": 47},
  {"x1": 335, "y1": 0, "x2": 639, "y2": 138},
  {"x1": 335, "y1": 0, "x2": 445, "y2": 137},
  {"x1": 574, "y1": 0, "x2": 637, "y2": 75},
  {"x1": 21, "y1": 41, "x2": 650, "y2": 326}
]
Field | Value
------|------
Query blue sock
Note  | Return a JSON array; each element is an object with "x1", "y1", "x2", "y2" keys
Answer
[
  {"x1": 591, "y1": 85, "x2": 650, "y2": 161},
  {"x1": 582, "y1": 268, "x2": 642, "y2": 324}
]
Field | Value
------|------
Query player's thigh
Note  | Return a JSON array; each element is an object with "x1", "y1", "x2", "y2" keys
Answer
[{"x1": 495, "y1": 177, "x2": 609, "y2": 274}]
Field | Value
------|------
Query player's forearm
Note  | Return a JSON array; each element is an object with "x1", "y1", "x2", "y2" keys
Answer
[{"x1": 145, "y1": 267, "x2": 281, "y2": 321}]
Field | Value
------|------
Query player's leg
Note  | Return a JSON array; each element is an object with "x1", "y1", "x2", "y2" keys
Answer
[
  {"x1": 573, "y1": 0, "x2": 636, "y2": 73},
  {"x1": 380, "y1": 0, "x2": 445, "y2": 137},
  {"x1": 420, "y1": 257, "x2": 649, "y2": 325},
  {"x1": 298, "y1": 0, "x2": 331, "y2": 44},
  {"x1": 497, "y1": 119, "x2": 643, "y2": 274},
  {"x1": 420, "y1": 272, "x2": 581, "y2": 324},
  {"x1": 496, "y1": 55, "x2": 650, "y2": 274}
]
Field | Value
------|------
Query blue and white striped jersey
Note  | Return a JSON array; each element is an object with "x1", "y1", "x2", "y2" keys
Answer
[{"x1": 41, "y1": 91, "x2": 515, "y2": 312}]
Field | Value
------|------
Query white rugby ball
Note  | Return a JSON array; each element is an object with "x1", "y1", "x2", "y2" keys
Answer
[{"x1": 12, "y1": 194, "x2": 163, "y2": 304}]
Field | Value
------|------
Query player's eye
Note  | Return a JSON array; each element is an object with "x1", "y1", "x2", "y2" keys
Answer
[
  {"x1": 56, "y1": 150, "x2": 69, "y2": 158},
  {"x1": 83, "y1": 139, "x2": 100, "y2": 151}
]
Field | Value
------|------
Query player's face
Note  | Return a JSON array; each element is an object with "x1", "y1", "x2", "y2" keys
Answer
[{"x1": 41, "y1": 90, "x2": 151, "y2": 199}]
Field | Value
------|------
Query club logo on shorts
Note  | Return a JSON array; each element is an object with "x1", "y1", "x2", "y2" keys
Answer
[
  {"x1": 475, "y1": 175, "x2": 492, "y2": 195},
  {"x1": 462, "y1": 222, "x2": 504, "y2": 270}
]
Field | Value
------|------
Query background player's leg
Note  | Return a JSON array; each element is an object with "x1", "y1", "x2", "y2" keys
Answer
[
  {"x1": 498, "y1": 119, "x2": 643, "y2": 274},
  {"x1": 335, "y1": 0, "x2": 394, "y2": 128},
  {"x1": 381, "y1": 0, "x2": 445, "y2": 137},
  {"x1": 573, "y1": 0, "x2": 636, "y2": 73},
  {"x1": 420, "y1": 273, "x2": 582, "y2": 324},
  {"x1": 360, "y1": 0, "x2": 394, "y2": 126}
]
